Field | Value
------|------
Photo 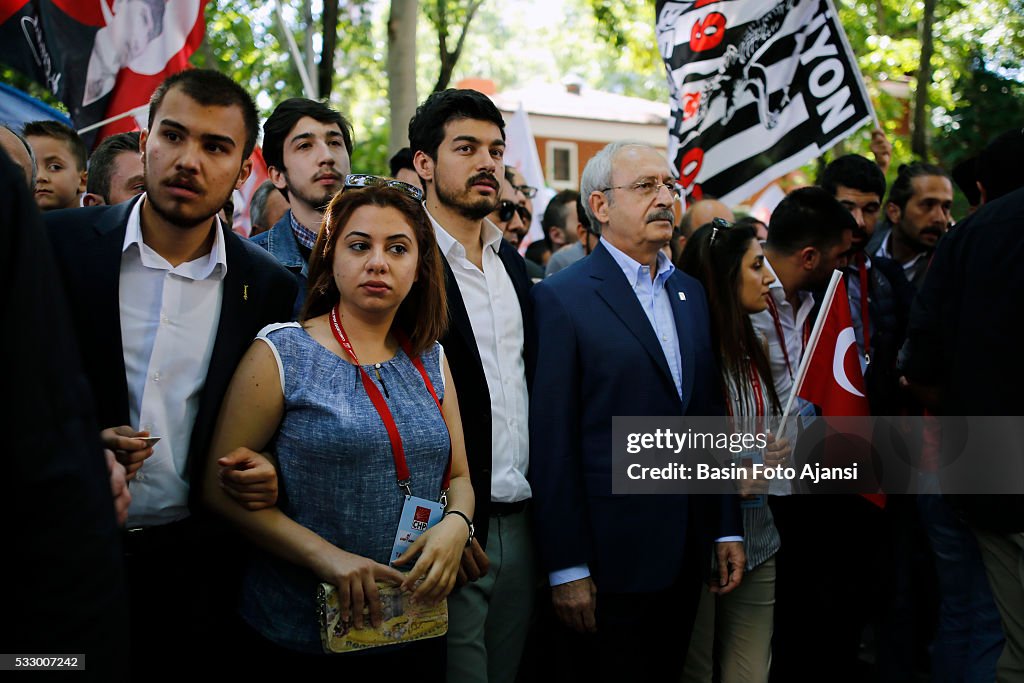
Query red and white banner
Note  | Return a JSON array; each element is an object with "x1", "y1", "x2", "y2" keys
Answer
[
  {"x1": 0, "y1": 0, "x2": 207, "y2": 148},
  {"x1": 231, "y1": 146, "x2": 269, "y2": 238}
]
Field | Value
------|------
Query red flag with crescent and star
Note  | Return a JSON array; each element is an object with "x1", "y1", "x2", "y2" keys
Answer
[
  {"x1": 792, "y1": 272, "x2": 884, "y2": 506},
  {"x1": 794, "y1": 275, "x2": 870, "y2": 417}
]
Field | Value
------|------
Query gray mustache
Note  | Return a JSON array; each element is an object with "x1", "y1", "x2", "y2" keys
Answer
[{"x1": 647, "y1": 210, "x2": 675, "y2": 223}]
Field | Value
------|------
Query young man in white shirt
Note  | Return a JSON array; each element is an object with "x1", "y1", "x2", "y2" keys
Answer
[{"x1": 409, "y1": 88, "x2": 535, "y2": 683}]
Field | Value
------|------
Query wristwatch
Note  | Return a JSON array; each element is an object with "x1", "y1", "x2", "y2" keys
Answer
[{"x1": 444, "y1": 510, "x2": 474, "y2": 547}]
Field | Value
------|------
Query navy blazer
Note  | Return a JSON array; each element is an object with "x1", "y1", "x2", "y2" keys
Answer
[
  {"x1": 528, "y1": 242, "x2": 739, "y2": 594},
  {"x1": 439, "y1": 238, "x2": 533, "y2": 548},
  {"x1": 45, "y1": 198, "x2": 297, "y2": 511}
]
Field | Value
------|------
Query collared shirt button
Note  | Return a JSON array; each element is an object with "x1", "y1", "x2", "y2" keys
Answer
[{"x1": 153, "y1": 371, "x2": 161, "y2": 382}]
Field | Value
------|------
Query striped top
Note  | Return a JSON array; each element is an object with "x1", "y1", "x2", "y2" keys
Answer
[{"x1": 723, "y1": 359, "x2": 781, "y2": 571}]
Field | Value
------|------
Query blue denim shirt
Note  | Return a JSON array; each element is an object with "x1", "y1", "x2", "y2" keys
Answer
[{"x1": 250, "y1": 210, "x2": 307, "y2": 318}]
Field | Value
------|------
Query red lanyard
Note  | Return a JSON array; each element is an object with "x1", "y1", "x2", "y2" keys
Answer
[
  {"x1": 855, "y1": 254, "x2": 871, "y2": 365},
  {"x1": 765, "y1": 294, "x2": 809, "y2": 379},
  {"x1": 329, "y1": 305, "x2": 452, "y2": 499},
  {"x1": 725, "y1": 360, "x2": 767, "y2": 435}
]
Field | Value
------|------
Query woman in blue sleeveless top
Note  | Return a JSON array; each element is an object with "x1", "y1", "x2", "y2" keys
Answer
[
  {"x1": 678, "y1": 220, "x2": 789, "y2": 683},
  {"x1": 203, "y1": 180, "x2": 473, "y2": 679}
]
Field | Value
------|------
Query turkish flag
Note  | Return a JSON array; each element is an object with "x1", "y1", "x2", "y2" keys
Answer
[
  {"x1": 794, "y1": 275, "x2": 870, "y2": 417},
  {"x1": 793, "y1": 272, "x2": 884, "y2": 506},
  {"x1": 231, "y1": 146, "x2": 269, "y2": 238},
  {"x1": 0, "y1": 1, "x2": 208, "y2": 148}
]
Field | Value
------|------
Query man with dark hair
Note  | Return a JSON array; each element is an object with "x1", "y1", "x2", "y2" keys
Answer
[
  {"x1": 543, "y1": 189, "x2": 579, "y2": 250},
  {"x1": 248, "y1": 179, "x2": 289, "y2": 238},
  {"x1": 389, "y1": 146, "x2": 422, "y2": 187},
  {"x1": 820, "y1": 153, "x2": 887, "y2": 249},
  {"x1": 951, "y1": 155, "x2": 981, "y2": 213},
  {"x1": 0, "y1": 122, "x2": 36, "y2": 188},
  {"x1": 866, "y1": 162, "x2": 953, "y2": 289},
  {"x1": 44, "y1": 68, "x2": 295, "y2": 679},
  {"x1": 409, "y1": 88, "x2": 535, "y2": 683},
  {"x1": 148, "y1": 68, "x2": 261, "y2": 159},
  {"x1": 819, "y1": 154, "x2": 914, "y2": 416},
  {"x1": 902, "y1": 127, "x2": 1024, "y2": 682},
  {"x1": 976, "y1": 127, "x2": 1024, "y2": 204},
  {"x1": 753, "y1": 187, "x2": 859, "y2": 683},
  {"x1": 24, "y1": 120, "x2": 88, "y2": 211},
  {"x1": 819, "y1": 155, "x2": 934, "y2": 683},
  {"x1": 538, "y1": 190, "x2": 579, "y2": 276},
  {"x1": 493, "y1": 165, "x2": 532, "y2": 249},
  {"x1": 83, "y1": 131, "x2": 144, "y2": 206},
  {"x1": 545, "y1": 192, "x2": 602, "y2": 278},
  {"x1": 251, "y1": 97, "x2": 353, "y2": 317}
]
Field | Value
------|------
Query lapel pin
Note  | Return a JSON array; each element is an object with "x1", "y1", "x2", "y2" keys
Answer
[
  {"x1": 678, "y1": 292, "x2": 686, "y2": 301},
  {"x1": 243, "y1": 284, "x2": 249, "y2": 301}
]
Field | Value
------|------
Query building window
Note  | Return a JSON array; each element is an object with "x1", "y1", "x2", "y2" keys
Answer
[{"x1": 546, "y1": 141, "x2": 578, "y2": 191}]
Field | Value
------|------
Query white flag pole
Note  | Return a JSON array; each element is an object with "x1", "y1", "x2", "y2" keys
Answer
[
  {"x1": 826, "y1": 0, "x2": 880, "y2": 130},
  {"x1": 274, "y1": 0, "x2": 317, "y2": 100},
  {"x1": 76, "y1": 104, "x2": 149, "y2": 135},
  {"x1": 777, "y1": 268, "x2": 843, "y2": 436}
]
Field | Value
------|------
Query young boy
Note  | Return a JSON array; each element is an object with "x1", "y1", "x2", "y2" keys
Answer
[{"x1": 24, "y1": 121, "x2": 88, "y2": 211}]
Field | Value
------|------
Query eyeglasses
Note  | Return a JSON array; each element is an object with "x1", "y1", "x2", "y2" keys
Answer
[
  {"x1": 344, "y1": 174, "x2": 424, "y2": 202},
  {"x1": 497, "y1": 200, "x2": 532, "y2": 224},
  {"x1": 709, "y1": 217, "x2": 733, "y2": 246},
  {"x1": 600, "y1": 179, "x2": 682, "y2": 201},
  {"x1": 515, "y1": 184, "x2": 538, "y2": 198}
]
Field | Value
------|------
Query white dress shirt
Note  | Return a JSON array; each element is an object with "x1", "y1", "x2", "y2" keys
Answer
[
  {"x1": 120, "y1": 196, "x2": 227, "y2": 527},
  {"x1": 428, "y1": 209, "x2": 531, "y2": 504},
  {"x1": 749, "y1": 257, "x2": 815, "y2": 410},
  {"x1": 749, "y1": 256, "x2": 815, "y2": 497}
]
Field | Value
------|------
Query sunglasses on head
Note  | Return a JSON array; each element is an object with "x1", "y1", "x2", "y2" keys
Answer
[
  {"x1": 708, "y1": 217, "x2": 733, "y2": 246},
  {"x1": 344, "y1": 174, "x2": 424, "y2": 202},
  {"x1": 497, "y1": 200, "x2": 532, "y2": 224}
]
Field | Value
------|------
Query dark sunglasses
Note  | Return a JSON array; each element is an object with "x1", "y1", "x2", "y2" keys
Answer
[
  {"x1": 344, "y1": 173, "x2": 424, "y2": 202},
  {"x1": 497, "y1": 200, "x2": 532, "y2": 224}
]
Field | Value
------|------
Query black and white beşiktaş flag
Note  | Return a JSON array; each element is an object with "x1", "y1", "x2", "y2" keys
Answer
[{"x1": 657, "y1": 0, "x2": 875, "y2": 206}]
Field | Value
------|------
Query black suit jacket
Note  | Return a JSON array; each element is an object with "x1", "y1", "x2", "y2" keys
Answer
[
  {"x1": 902, "y1": 187, "x2": 1024, "y2": 531},
  {"x1": 2, "y1": 152, "x2": 129, "y2": 682},
  {"x1": 439, "y1": 238, "x2": 533, "y2": 548},
  {"x1": 528, "y1": 243, "x2": 738, "y2": 593},
  {"x1": 45, "y1": 197, "x2": 297, "y2": 512}
]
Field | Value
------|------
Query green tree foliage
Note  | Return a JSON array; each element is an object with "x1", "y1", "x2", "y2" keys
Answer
[
  {"x1": 835, "y1": 0, "x2": 1024, "y2": 182},
  {"x1": 193, "y1": 0, "x2": 390, "y2": 173}
]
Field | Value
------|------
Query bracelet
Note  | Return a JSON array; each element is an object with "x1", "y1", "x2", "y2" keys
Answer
[{"x1": 444, "y1": 510, "x2": 473, "y2": 545}]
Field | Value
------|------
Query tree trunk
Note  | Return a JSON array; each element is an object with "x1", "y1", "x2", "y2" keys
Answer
[
  {"x1": 911, "y1": 0, "x2": 936, "y2": 160},
  {"x1": 388, "y1": 0, "x2": 419, "y2": 154},
  {"x1": 432, "y1": 0, "x2": 484, "y2": 93},
  {"x1": 320, "y1": 0, "x2": 340, "y2": 100},
  {"x1": 303, "y1": 0, "x2": 319, "y2": 99},
  {"x1": 874, "y1": 0, "x2": 886, "y2": 34}
]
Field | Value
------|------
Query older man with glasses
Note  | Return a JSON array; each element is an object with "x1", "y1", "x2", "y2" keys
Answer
[{"x1": 529, "y1": 140, "x2": 744, "y2": 681}]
